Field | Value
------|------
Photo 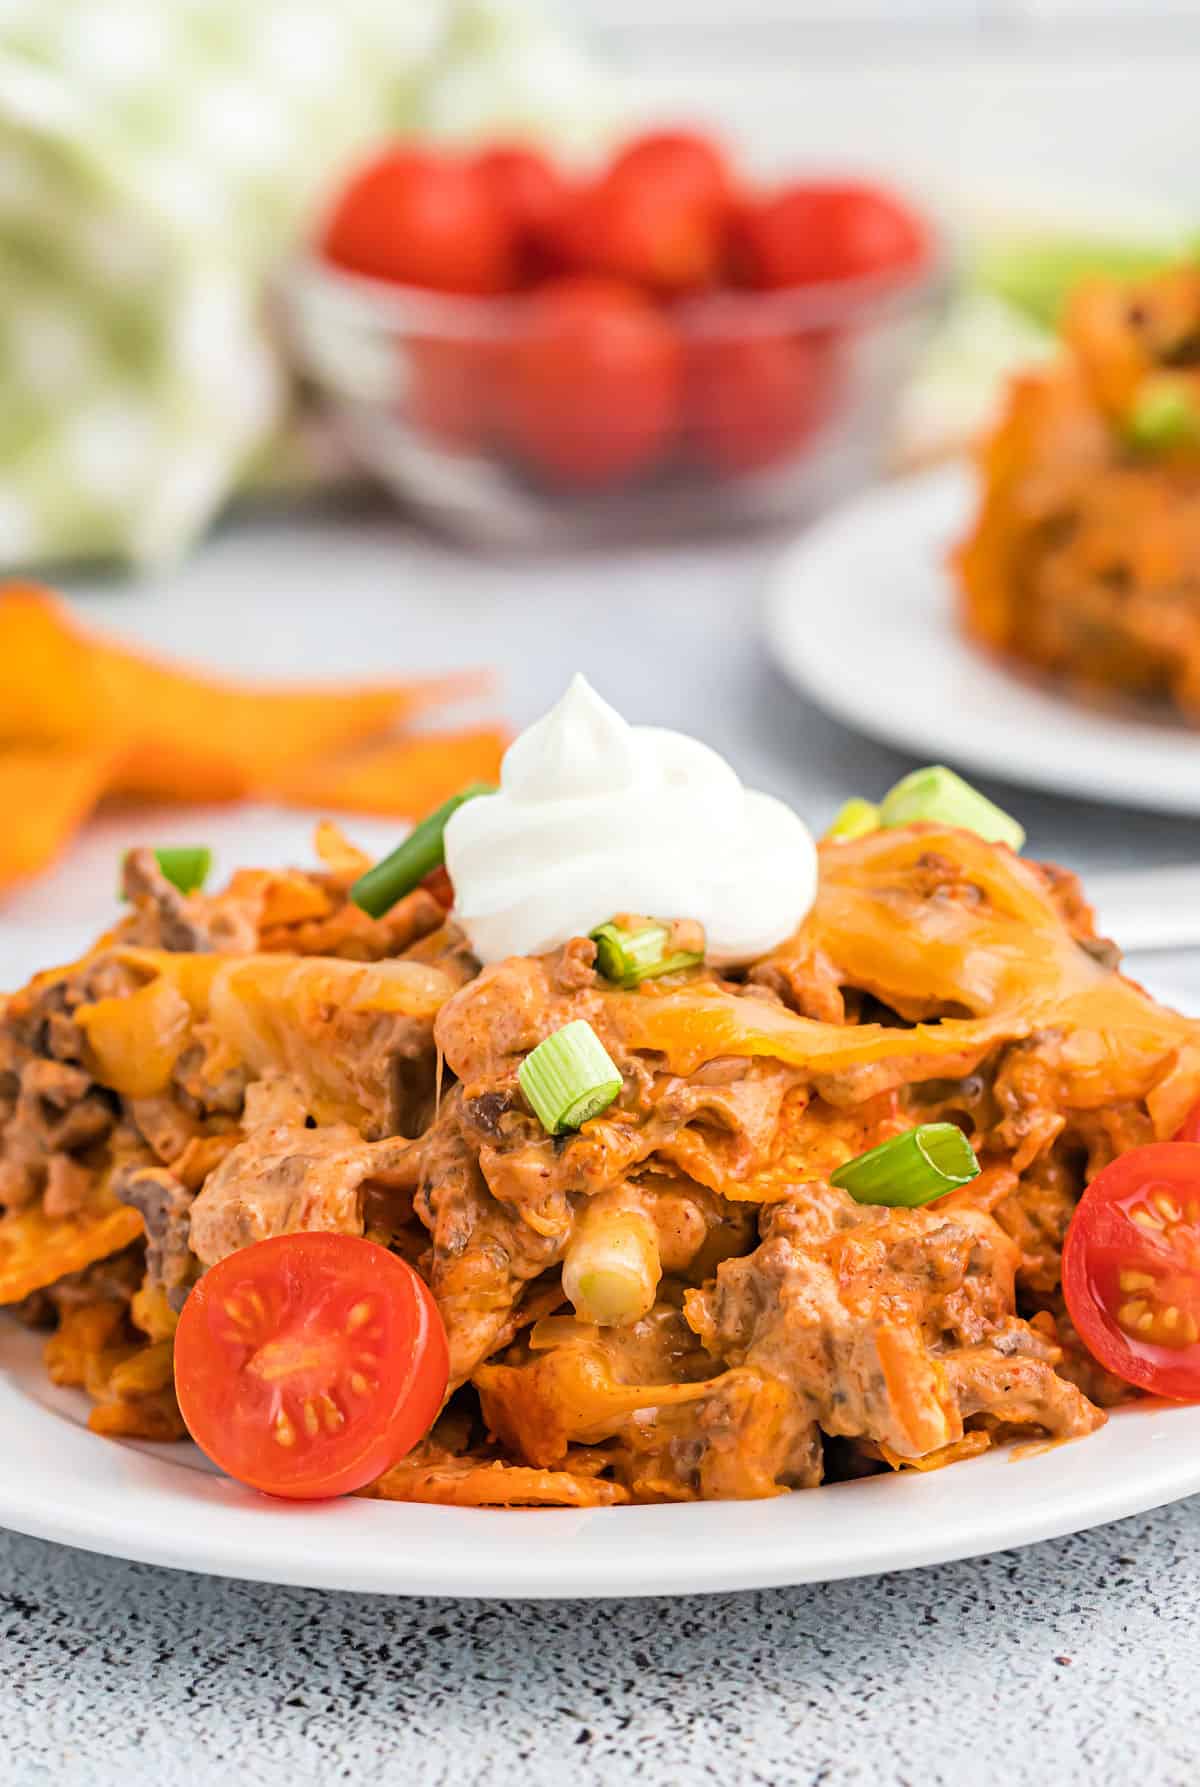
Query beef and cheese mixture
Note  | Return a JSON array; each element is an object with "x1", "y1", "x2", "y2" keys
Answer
[{"x1": 3, "y1": 820, "x2": 1198, "y2": 1507}]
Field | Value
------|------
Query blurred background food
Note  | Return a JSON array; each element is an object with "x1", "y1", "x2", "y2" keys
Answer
[
  {"x1": 956, "y1": 263, "x2": 1200, "y2": 723},
  {"x1": 2, "y1": 0, "x2": 1200, "y2": 917}
]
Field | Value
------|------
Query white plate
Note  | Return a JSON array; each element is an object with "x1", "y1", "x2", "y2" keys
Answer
[
  {"x1": 4, "y1": 1318, "x2": 1200, "y2": 1597},
  {"x1": 4, "y1": 804, "x2": 1199, "y2": 1597},
  {"x1": 764, "y1": 463, "x2": 1200, "y2": 814}
]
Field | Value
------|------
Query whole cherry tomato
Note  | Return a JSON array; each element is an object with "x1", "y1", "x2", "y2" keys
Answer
[
  {"x1": 498, "y1": 276, "x2": 682, "y2": 489},
  {"x1": 406, "y1": 335, "x2": 495, "y2": 454},
  {"x1": 1062, "y1": 1142, "x2": 1200, "y2": 1401},
  {"x1": 733, "y1": 180, "x2": 928, "y2": 289},
  {"x1": 564, "y1": 129, "x2": 735, "y2": 296},
  {"x1": 323, "y1": 148, "x2": 516, "y2": 294},
  {"x1": 686, "y1": 329, "x2": 835, "y2": 476},
  {"x1": 174, "y1": 1232, "x2": 449, "y2": 1500},
  {"x1": 470, "y1": 143, "x2": 569, "y2": 276}
]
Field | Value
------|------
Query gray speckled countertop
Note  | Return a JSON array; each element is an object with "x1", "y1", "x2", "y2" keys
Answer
[
  {"x1": 3, "y1": 1503, "x2": 1198, "y2": 1786},
  {"x1": 5, "y1": 503, "x2": 1200, "y2": 1784}
]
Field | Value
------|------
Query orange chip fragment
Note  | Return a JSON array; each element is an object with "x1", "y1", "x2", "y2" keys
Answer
[
  {"x1": 365, "y1": 1454, "x2": 629, "y2": 1508},
  {"x1": 275, "y1": 727, "x2": 507, "y2": 817},
  {"x1": 0, "y1": 744, "x2": 121, "y2": 888},
  {"x1": 0, "y1": 586, "x2": 498, "y2": 878},
  {"x1": 0, "y1": 1203, "x2": 144, "y2": 1305}
]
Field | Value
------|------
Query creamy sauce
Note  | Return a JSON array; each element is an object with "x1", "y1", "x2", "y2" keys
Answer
[{"x1": 445, "y1": 673, "x2": 818, "y2": 966}]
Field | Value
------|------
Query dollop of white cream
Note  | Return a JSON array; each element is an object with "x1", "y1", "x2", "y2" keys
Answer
[{"x1": 445, "y1": 674, "x2": 818, "y2": 966}]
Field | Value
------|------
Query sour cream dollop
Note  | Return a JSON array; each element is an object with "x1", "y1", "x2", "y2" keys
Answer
[{"x1": 445, "y1": 674, "x2": 818, "y2": 966}]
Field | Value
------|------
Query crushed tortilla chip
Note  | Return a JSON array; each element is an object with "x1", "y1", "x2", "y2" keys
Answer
[
  {"x1": 874, "y1": 1431, "x2": 993, "y2": 1472},
  {"x1": 313, "y1": 820, "x2": 373, "y2": 884},
  {"x1": 44, "y1": 1300, "x2": 128, "y2": 1386},
  {"x1": 365, "y1": 1453, "x2": 629, "y2": 1508},
  {"x1": 88, "y1": 1392, "x2": 187, "y2": 1442},
  {"x1": 0, "y1": 1204, "x2": 144, "y2": 1305}
]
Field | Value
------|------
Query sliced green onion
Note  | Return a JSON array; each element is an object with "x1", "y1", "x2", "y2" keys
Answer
[
  {"x1": 563, "y1": 1201, "x2": 661, "y2": 1326},
  {"x1": 518, "y1": 1020, "x2": 623, "y2": 1135},
  {"x1": 824, "y1": 798, "x2": 880, "y2": 843},
  {"x1": 122, "y1": 846, "x2": 212, "y2": 898},
  {"x1": 590, "y1": 919, "x2": 704, "y2": 988},
  {"x1": 350, "y1": 781, "x2": 495, "y2": 918},
  {"x1": 1125, "y1": 380, "x2": 1200, "y2": 453},
  {"x1": 831, "y1": 1122, "x2": 980, "y2": 1208},
  {"x1": 878, "y1": 765, "x2": 1025, "y2": 852}
]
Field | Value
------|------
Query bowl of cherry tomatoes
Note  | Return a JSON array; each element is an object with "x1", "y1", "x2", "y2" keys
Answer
[{"x1": 287, "y1": 128, "x2": 948, "y2": 546}]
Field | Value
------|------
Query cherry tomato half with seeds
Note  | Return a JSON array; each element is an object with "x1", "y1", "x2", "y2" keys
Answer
[
  {"x1": 174, "y1": 1232, "x2": 449, "y2": 1499},
  {"x1": 1061, "y1": 1142, "x2": 1200, "y2": 1401}
]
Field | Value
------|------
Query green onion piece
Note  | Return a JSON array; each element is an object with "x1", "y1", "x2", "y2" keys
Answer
[
  {"x1": 590, "y1": 919, "x2": 703, "y2": 988},
  {"x1": 121, "y1": 846, "x2": 212, "y2": 898},
  {"x1": 824, "y1": 798, "x2": 880, "y2": 843},
  {"x1": 1126, "y1": 380, "x2": 1200, "y2": 453},
  {"x1": 831, "y1": 1123, "x2": 980, "y2": 1208},
  {"x1": 563, "y1": 1202, "x2": 661, "y2": 1327},
  {"x1": 518, "y1": 1020, "x2": 623, "y2": 1135},
  {"x1": 878, "y1": 765, "x2": 1025, "y2": 852},
  {"x1": 349, "y1": 781, "x2": 496, "y2": 918}
]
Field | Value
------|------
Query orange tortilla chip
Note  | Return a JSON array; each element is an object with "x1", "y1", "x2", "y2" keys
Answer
[
  {"x1": 0, "y1": 744, "x2": 120, "y2": 889},
  {"x1": 275, "y1": 727, "x2": 507, "y2": 817},
  {"x1": 0, "y1": 584, "x2": 491, "y2": 802},
  {"x1": 0, "y1": 1204, "x2": 143, "y2": 1304},
  {"x1": 365, "y1": 1456, "x2": 629, "y2": 1508}
]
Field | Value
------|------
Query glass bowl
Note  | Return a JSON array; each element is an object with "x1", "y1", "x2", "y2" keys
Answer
[{"x1": 283, "y1": 244, "x2": 951, "y2": 549}]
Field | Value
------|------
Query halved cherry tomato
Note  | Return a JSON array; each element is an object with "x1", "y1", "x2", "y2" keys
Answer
[
  {"x1": 1062, "y1": 1142, "x2": 1200, "y2": 1400},
  {"x1": 470, "y1": 144, "x2": 568, "y2": 278},
  {"x1": 498, "y1": 276, "x2": 682, "y2": 489},
  {"x1": 565, "y1": 129, "x2": 734, "y2": 295},
  {"x1": 174, "y1": 1232, "x2": 448, "y2": 1499},
  {"x1": 686, "y1": 329, "x2": 836, "y2": 476},
  {"x1": 322, "y1": 149, "x2": 516, "y2": 295},
  {"x1": 733, "y1": 179, "x2": 928, "y2": 289}
]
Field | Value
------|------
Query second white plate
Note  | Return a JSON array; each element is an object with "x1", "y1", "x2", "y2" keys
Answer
[{"x1": 764, "y1": 464, "x2": 1200, "y2": 814}]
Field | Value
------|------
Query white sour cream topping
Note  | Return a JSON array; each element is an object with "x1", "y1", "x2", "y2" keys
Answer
[{"x1": 445, "y1": 674, "x2": 818, "y2": 966}]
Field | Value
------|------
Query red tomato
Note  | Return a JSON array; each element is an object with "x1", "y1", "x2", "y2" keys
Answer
[
  {"x1": 323, "y1": 148, "x2": 516, "y2": 294},
  {"x1": 499, "y1": 276, "x2": 682, "y2": 489},
  {"x1": 565, "y1": 129, "x2": 735, "y2": 295},
  {"x1": 470, "y1": 143, "x2": 568, "y2": 272},
  {"x1": 407, "y1": 336, "x2": 494, "y2": 454},
  {"x1": 174, "y1": 1232, "x2": 448, "y2": 1499},
  {"x1": 421, "y1": 864, "x2": 454, "y2": 908},
  {"x1": 1062, "y1": 1142, "x2": 1200, "y2": 1400},
  {"x1": 686, "y1": 329, "x2": 836, "y2": 476},
  {"x1": 733, "y1": 180, "x2": 928, "y2": 289}
]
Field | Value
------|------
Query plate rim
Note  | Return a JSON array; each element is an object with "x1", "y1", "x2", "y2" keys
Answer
[
  {"x1": 3, "y1": 1320, "x2": 1200, "y2": 1598},
  {"x1": 763, "y1": 462, "x2": 1200, "y2": 815}
]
